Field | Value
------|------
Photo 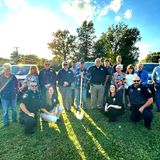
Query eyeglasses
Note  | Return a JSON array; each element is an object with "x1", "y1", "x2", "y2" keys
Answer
[
  {"x1": 63, "y1": 64, "x2": 68, "y2": 66},
  {"x1": 133, "y1": 80, "x2": 140, "y2": 82},
  {"x1": 31, "y1": 85, "x2": 37, "y2": 88}
]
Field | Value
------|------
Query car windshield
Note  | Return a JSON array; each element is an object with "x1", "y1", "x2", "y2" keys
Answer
[
  {"x1": 11, "y1": 65, "x2": 30, "y2": 75},
  {"x1": 76, "y1": 62, "x2": 95, "y2": 69},
  {"x1": 143, "y1": 64, "x2": 158, "y2": 74}
]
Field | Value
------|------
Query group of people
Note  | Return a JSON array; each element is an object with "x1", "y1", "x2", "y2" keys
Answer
[{"x1": 0, "y1": 56, "x2": 160, "y2": 134}]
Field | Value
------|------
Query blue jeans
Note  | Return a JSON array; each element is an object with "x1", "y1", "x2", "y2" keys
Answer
[
  {"x1": 155, "y1": 87, "x2": 160, "y2": 111},
  {"x1": 1, "y1": 96, "x2": 17, "y2": 126},
  {"x1": 75, "y1": 87, "x2": 87, "y2": 109}
]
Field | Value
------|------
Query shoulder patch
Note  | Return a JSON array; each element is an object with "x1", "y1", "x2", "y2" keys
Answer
[
  {"x1": 22, "y1": 93, "x2": 28, "y2": 99},
  {"x1": 147, "y1": 88, "x2": 152, "y2": 93}
]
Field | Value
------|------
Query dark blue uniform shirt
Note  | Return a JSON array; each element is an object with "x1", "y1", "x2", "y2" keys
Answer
[
  {"x1": 57, "y1": 69, "x2": 74, "y2": 87},
  {"x1": 88, "y1": 65, "x2": 109, "y2": 85},
  {"x1": 39, "y1": 68, "x2": 57, "y2": 89},
  {"x1": 127, "y1": 84, "x2": 153, "y2": 107},
  {"x1": 20, "y1": 90, "x2": 41, "y2": 114}
]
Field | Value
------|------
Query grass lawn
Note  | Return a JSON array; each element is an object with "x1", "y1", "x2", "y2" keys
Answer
[{"x1": 0, "y1": 102, "x2": 160, "y2": 160}]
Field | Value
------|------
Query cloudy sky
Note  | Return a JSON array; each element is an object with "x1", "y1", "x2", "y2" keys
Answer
[{"x1": 0, "y1": 0, "x2": 159, "y2": 60}]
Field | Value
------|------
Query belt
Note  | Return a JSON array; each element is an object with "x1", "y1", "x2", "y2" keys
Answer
[{"x1": 93, "y1": 83, "x2": 104, "y2": 85}]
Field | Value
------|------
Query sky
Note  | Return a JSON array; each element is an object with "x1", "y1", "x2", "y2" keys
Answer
[{"x1": 0, "y1": 0, "x2": 160, "y2": 60}]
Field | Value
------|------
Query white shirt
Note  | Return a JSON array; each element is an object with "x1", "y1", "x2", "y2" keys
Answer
[{"x1": 125, "y1": 73, "x2": 137, "y2": 88}]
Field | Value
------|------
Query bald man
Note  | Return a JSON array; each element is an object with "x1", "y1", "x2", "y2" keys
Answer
[{"x1": 127, "y1": 76, "x2": 153, "y2": 129}]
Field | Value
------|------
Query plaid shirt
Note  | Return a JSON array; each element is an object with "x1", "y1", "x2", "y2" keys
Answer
[{"x1": 75, "y1": 67, "x2": 89, "y2": 88}]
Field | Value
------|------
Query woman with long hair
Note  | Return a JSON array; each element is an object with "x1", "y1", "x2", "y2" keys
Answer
[
  {"x1": 40, "y1": 86, "x2": 64, "y2": 122},
  {"x1": 125, "y1": 64, "x2": 137, "y2": 89},
  {"x1": 104, "y1": 84, "x2": 123, "y2": 122},
  {"x1": 19, "y1": 66, "x2": 39, "y2": 91}
]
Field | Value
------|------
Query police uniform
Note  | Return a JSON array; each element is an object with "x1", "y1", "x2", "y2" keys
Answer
[
  {"x1": 88, "y1": 65, "x2": 109, "y2": 108},
  {"x1": 127, "y1": 84, "x2": 153, "y2": 129},
  {"x1": 39, "y1": 68, "x2": 57, "y2": 96},
  {"x1": 19, "y1": 89, "x2": 41, "y2": 134}
]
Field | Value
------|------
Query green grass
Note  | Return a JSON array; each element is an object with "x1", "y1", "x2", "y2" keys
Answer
[{"x1": 0, "y1": 104, "x2": 160, "y2": 160}]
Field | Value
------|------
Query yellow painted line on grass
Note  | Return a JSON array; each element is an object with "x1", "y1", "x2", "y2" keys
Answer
[
  {"x1": 83, "y1": 111, "x2": 107, "y2": 138},
  {"x1": 82, "y1": 125, "x2": 110, "y2": 160},
  {"x1": 62, "y1": 111, "x2": 87, "y2": 160},
  {"x1": 39, "y1": 117, "x2": 61, "y2": 133},
  {"x1": 48, "y1": 122, "x2": 61, "y2": 133}
]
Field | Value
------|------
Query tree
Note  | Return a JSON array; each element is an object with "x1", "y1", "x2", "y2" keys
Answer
[
  {"x1": 48, "y1": 30, "x2": 76, "y2": 61},
  {"x1": 94, "y1": 23, "x2": 141, "y2": 65},
  {"x1": 10, "y1": 51, "x2": 21, "y2": 64},
  {"x1": 144, "y1": 52, "x2": 160, "y2": 62},
  {"x1": 77, "y1": 20, "x2": 96, "y2": 61},
  {"x1": 0, "y1": 57, "x2": 10, "y2": 66}
]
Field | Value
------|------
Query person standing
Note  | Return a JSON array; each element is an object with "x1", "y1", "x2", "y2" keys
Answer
[
  {"x1": 19, "y1": 65, "x2": 39, "y2": 91},
  {"x1": 88, "y1": 58, "x2": 109, "y2": 109},
  {"x1": 127, "y1": 76, "x2": 153, "y2": 129},
  {"x1": 135, "y1": 63, "x2": 148, "y2": 86},
  {"x1": 125, "y1": 64, "x2": 137, "y2": 89},
  {"x1": 103, "y1": 59, "x2": 114, "y2": 105},
  {"x1": 57, "y1": 61, "x2": 74, "y2": 111},
  {"x1": 113, "y1": 55, "x2": 126, "y2": 73},
  {"x1": 39, "y1": 60, "x2": 57, "y2": 97},
  {"x1": 0, "y1": 63, "x2": 18, "y2": 127},
  {"x1": 75, "y1": 59, "x2": 89, "y2": 110},
  {"x1": 152, "y1": 58, "x2": 160, "y2": 112},
  {"x1": 19, "y1": 81, "x2": 41, "y2": 134},
  {"x1": 112, "y1": 64, "x2": 126, "y2": 93}
]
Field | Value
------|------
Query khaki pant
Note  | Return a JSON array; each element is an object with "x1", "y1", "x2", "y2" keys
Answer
[
  {"x1": 59, "y1": 86, "x2": 72, "y2": 110},
  {"x1": 90, "y1": 84, "x2": 105, "y2": 109}
]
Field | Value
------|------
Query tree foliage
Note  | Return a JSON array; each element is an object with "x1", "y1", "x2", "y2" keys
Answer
[
  {"x1": 94, "y1": 23, "x2": 141, "y2": 65},
  {"x1": 144, "y1": 52, "x2": 160, "y2": 62},
  {"x1": 10, "y1": 51, "x2": 21, "y2": 64},
  {"x1": 77, "y1": 20, "x2": 96, "y2": 61},
  {"x1": 48, "y1": 30, "x2": 76, "y2": 61}
]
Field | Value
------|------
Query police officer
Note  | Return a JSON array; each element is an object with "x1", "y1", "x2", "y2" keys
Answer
[
  {"x1": 88, "y1": 58, "x2": 109, "y2": 109},
  {"x1": 19, "y1": 81, "x2": 41, "y2": 134},
  {"x1": 57, "y1": 61, "x2": 74, "y2": 111},
  {"x1": 127, "y1": 76, "x2": 153, "y2": 129},
  {"x1": 39, "y1": 60, "x2": 57, "y2": 97}
]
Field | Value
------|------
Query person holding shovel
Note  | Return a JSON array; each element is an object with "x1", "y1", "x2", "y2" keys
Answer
[{"x1": 75, "y1": 59, "x2": 89, "y2": 110}]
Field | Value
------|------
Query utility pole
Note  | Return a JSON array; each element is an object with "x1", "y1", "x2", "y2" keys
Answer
[{"x1": 13, "y1": 47, "x2": 19, "y2": 53}]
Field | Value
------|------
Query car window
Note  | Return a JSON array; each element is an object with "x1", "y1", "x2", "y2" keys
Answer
[
  {"x1": 143, "y1": 63, "x2": 159, "y2": 74},
  {"x1": 11, "y1": 65, "x2": 30, "y2": 75},
  {"x1": 76, "y1": 62, "x2": 95, "y2": 70}
]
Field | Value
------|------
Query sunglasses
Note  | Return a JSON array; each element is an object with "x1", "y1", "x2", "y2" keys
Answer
[
  {"x1": 133, "y1": 80, "x2": 140, "y2": 82},
  {"x1": 45, "y1": 64, "x2": 50, "y2": 66},
  {"x1": 31, "y1": 85, "x2": 37, "y2": 88}
]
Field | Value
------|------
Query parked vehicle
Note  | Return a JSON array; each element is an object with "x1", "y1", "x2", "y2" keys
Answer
[
  {"x1": 142, "y1": 63, "x2": 159, "y2": 99},
  {"x1": 76, "y1": 61, "x2": 95, "y2": 70},
  {"x1": 142, "y1": 63, "x2": 159, "y2": 85}
]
